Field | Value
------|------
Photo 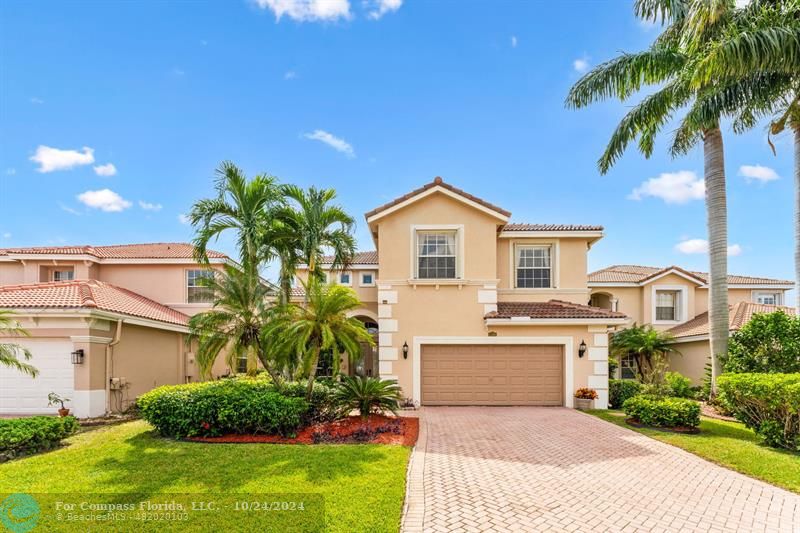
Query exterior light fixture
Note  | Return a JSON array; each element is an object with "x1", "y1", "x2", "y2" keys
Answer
[
  {"x1": 578, "y1": 341, "x2": 587, "y2": 358},
  {"x1": 402, "y1": 342, "x2": 409, "y2": 359},
  {"x1": 71, "y1": 349, "x2": 85, "y2": 365}
]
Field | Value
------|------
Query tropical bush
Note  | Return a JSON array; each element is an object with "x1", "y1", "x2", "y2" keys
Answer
[
  {"x1": 281, "y1": 380, "x2": 340, "y2": 424},
  {"x1": 724, "y1": 311, "x2": 800, "y2": 374},
  {"x1": 334, "y1": 376, "x2": 402, "y2": 419},
  {"x1": 138, "y1": 380, "x2": 308, "y2": 438},
  {"x1": 609, "y1": 324, "x2": 679, "y2": 383},
  {"x1": 717, "y1": 373, "x2": 800, "y2": 451},
  {"x1": 0, "y1": 416, "x2": 78, "y2": 461},
  {"x1": 609, "y1": 379, "x2": 641, "y2": 409},
  {"x1": 622, "y1": 396, "x2": 701, "y2": 429},
  {"x1": 664, "y1": 371, "x2": 694, "y2": 399},
  {"x1": 574, "y1": 388, "x2": 598, "y2": 400}
]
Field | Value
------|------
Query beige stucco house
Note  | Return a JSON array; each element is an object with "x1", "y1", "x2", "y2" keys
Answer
[
  {"x1": 294, "y1": 177, "x2": 628, "y2": 409},
  {"x1": 0, "y1": 243, "x2": 231, "y2": 418},
  {"x1": 588, "y1": 265, "x2": 795, "y2": 383}
]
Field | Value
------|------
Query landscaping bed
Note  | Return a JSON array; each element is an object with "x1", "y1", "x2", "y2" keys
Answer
[{"x1": 188, "y1": 414, "x2": 419, "y2": 446}]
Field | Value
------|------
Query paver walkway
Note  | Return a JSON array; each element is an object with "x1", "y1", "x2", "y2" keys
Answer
[{"x1": 401, "y1": 407, "x2": 800, "y2": 532}]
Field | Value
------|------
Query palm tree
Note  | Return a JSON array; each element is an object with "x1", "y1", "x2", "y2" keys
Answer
[
  {"x1": 188, "y1": 265, "x2": 284, "y2": 385},
  {"x1": 0, "y1": 310, "x2": 38, "y2": 377},
  {"x1": 264, "y1": 280, "x2": 374, "y2": 399},
  {"x1": 276, "y1": 185, "x2": 356, "y2": 290},
  {"x1": 188, "y1": 161, "x2": 282, "y2": 271},
  {"x1": 566, "y1": 0, "x2": 795, "y2": 391},
  {"x1": 610, "y1": 324, "x2": 681, "y2": 383}
]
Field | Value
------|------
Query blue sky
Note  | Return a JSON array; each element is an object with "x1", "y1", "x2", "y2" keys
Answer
[{"x1": 0, "y1": 0, "x2": 794, "y2": 298}]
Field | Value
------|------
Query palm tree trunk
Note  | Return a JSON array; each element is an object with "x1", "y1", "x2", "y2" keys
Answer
[
  {"x1": 704, "y1": 126, "x2": 729, "y2": 394},
  {"x1": 305, "y1": 346, "x2": 321, "y2": 400},
  {"x1": 795, "y1": 125, "x2": 800, "y2": 315}
]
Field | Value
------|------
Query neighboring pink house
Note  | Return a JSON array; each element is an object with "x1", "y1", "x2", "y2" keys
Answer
[{"x1": 0, "y1": 243, "x2": 231, "y2": 417}]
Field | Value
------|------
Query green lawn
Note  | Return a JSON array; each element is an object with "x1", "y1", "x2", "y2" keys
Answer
[
  {"x1": 589, "y1": 410, "x2": 800, "y2": 494},
  {"x1": 0, "y1": 420, "x2": 411, "y2": 532}
]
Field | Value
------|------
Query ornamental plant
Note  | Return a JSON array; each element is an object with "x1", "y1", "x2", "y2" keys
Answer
[
  {"x1": 622, "y1": 395, "x2": 700, "y2": 429},
  {"x1": 724, "y1": 311, "x2": 800, "y2": 374},
  {"x1": 574, "y1": 388, "x2": 599, "y2": 400},
  {"x1": 334, "y1": 376, "x2": 402, "y2": 420}
]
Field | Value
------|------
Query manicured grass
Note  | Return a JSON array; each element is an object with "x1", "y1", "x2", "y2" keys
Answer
[
  {"x1": 589, "y1": 410, "x2": 800, "y2": 494},
  {"x1": 0, "y1": 420, "x2": 411, "y2": 532}
]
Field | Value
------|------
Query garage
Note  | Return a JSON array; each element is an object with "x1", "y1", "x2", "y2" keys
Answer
[
  {"x1": 0, "y1": 339, "x2": 75, "y2": 415},
  {"x1": 421, "y1": 344, "x2": 563, "y2": 406}
]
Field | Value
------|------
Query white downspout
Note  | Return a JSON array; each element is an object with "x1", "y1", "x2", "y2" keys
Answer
[{"x1": 105, "y1": 319, "x2": 124, "y2": 414}]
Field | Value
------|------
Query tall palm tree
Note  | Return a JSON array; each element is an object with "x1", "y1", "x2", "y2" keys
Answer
[
  {"x1": 188, "y1": 161, "x2": 282, "y2": 271},
  {"x1": 264, "y1": 280, "x2": 374, "y2": 399},
  {"x1": 276, "y1": 185, "x2": 356, "y2": 290},
  {"x1": 188, "y1": 265, "x2": 284, "y2": 385},
  {"x1": 566, "y1": 0, "x2": 794, "y2": 391},
  {"x1": 0, "y1": 310, "x2": 38, "y2": 377}
]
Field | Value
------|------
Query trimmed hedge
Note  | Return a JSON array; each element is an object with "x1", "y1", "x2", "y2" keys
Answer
[
  {"x1": 0, "y1": 416, "x2": 78, "y2": 462},
  {"x1": 609, "y1": 379, "x2": 641, "y2": 409},
  {"x1": 717, "y1": 373, "x2": 800, "y2": 450},
  {"x1": 138, "y1": 380, "x2": 309, "y2": 438},
  {"x1": 622, "y1": 395, "x2": 700, "y2": 428}
]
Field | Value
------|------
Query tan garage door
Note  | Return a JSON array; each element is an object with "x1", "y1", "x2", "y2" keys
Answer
[{"x1": 422, "y1": 344, "x2": 563, "y2": 406}]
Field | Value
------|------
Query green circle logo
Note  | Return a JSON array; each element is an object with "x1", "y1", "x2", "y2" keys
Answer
[{"x1": 0, "y1": 494, "x2": 40, "y2": 533}]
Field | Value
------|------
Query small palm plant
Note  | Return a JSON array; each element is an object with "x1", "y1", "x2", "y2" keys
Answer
[
  {"x1": 335, "y1": 375, "x2": 402, "y2": 420},
  {"x1": 0, "y1": 310, "x2": 38, "y2": 377},
  {"x1": 610, "y1": 324, "x2": 680, "y2": 384}
]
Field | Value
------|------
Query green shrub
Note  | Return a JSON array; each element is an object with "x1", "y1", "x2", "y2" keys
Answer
[
  {"x1": 0, "y1": 416, "x2": 78, "y2": 461},
  {"x1": 724, "y1": 311, "x2": 800, "y2": 373},
  {"x1": 281, "y1": 380, "x2": 340, "y2": 424},
  {"x1": 717, "y1": 373, "x2": 800, "y2": 450},
  {"x1": 335, "y1": 376, "x2": 402, "y2": 419},
  {"x1": 609, "y1": 379, "x2": 641, "y2": 409},
  {"x1": 622, "y1": 395, "x2": 700, "y2": 428},
  {"x1": 665, "y1": 371, "x2": 694, "y2": 398},
  {"x1": 138, "y1": 380, "x2": 308, "y2": 438}
]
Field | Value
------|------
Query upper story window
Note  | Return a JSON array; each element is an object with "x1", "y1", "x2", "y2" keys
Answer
[
  {"x1": 187, "y1": 269, "x2": 215, "y2": 303},
  {"x1": 655, "y1": 290, "x2": 679, "y2": 321},
  {"x1": 53, "y1": 269, "x2": 74, "y2": 282},
  {"x1": 515, "y1": 245, "x2": 552, "y2": 288},
  {"x1": 360, "y1": 272, "x2": 375, "y2": 286},
  {"x1": 416, "y1": 231, "x2": 457, "y2": 279},
  {"x1": 339, "y1": 272, "x2": 351, "y2": 285},
  {"x1": 754, "y1": 291, "x2": 782, "y2": 305}
]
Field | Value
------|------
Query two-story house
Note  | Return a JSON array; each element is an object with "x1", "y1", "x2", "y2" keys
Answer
[
  {"x1": 295, "y1": 177, "x2": 628, "y2": 409},
  {"x1": 0, "y1": 243, "x2": 231, "y2": 418},
  {"x1": 588, "y1": 265, "x2": 794, "y2": 382}
]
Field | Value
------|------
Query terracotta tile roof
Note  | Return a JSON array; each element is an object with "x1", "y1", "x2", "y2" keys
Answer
[
  {"x1": 502, "y1": 223, "x2": 604, "y2": 232},
  {"x1": 589, "y1": 264, "x2": 793, "y2": 286},
  {"x1": 667, "y1": 302, "x2": 796, "y2": 339},
  {"x1": 321, "y1": 251, "x2": 378, "y2": 265},
  {"x1": 365, "y1": 177, "x2": 512, "y2": 219},
  {"x1": 0, "y1": 243, "x2": 226, "y2": 260},
  {"x1": 486, "y1": 300, "x2": 627, "y2": 320},
  {"x1": 0, "y1": 280, "x2": 190, "y2": 326},
  {"x1": 290, "y1": 286, "x2": 306, "y2": 298}
]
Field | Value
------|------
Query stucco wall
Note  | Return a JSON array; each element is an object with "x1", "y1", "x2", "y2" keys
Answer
[{"x1": 667, "y1": 340, "x2": 710, "y2": 385}]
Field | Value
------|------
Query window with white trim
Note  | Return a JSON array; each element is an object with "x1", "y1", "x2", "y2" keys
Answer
[
  {"x1": 655, "y1": 290, "x2": 679, "y2": 321},
  {"x1": 620, "y1": 354, "x2": 638, "y2": 380},
  {"x1": 416, "y1": 231, "x2": 457, "y2": 279},
  {"x1": 360, "y1": 272, "x2": 374, "y2": 286},
  {"x1": 339, "y1": 272, "x2": 351, "y2": 285},
  {"x1": 187, "y1": 269, "x2": 215, "y2": 303},
  {"x1": 515, "y1": 245, "x2": 552, "y2": 288},
  {"x1": 754, "y1": 291, "x2": 782, "y2": 305},
  {"x1": 53, "y1": 269, "x2": 74, "y2": 282}
]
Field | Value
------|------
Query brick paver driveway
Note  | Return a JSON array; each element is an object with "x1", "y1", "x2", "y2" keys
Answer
[{"x1": 401, "y1": 407, "x2": 800, "y2": 532}]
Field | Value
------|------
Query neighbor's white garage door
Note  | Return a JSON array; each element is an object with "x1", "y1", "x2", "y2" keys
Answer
[{"x1": 0, "y1": 339, "x2": 75, "y2": 415}]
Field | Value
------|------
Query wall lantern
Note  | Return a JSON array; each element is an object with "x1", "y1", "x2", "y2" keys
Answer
[
  {"x1": 578, "y1": 340, "x2": 587, "y2": 358},
  {"x1": 71, "y1": 349, "x2": 85, "y2": 365},
  {"x1": 402, "y1": 342, "x2": 409, "y2": 359}
]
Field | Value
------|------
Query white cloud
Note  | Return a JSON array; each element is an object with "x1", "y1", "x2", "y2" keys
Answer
[
  {"x1": 93, "y1": 163, "x2": 117, "y2": 176},
  {"x1": 59, "y1": 203, "x2": 82, "y2": 216},
  {"x1": 303, "y1": 129, "x2": 355, "y2": 158},
  {"x1": 739, "y1": 164, "x2": 779, "y2": 183},
  {"x1": 735, "y1": 0, "x2": 750, "y2": 8},
  {"x1": 628, "y1": 170, "x2": 705, "y2": 204},
  {"x1": 2, "y1": 232, "x2": 11, "y2": 239},
  {"x1": 510, "y1": 35, "x2": 518, "y2": 48},
  {"x1": 178, "y1": 214, "x2": 191, "y2": 225},
  {"x1": 30, "y1": 145, "x2": 95, "y2": 173},
  {"x1": 284, "y1": 70, "x2": 297, "y2": 80},
  {"x1": 77, "y1": 189, "x2": 132, "y2": 212},
  {"x1": 367, "y1": 0, "x2": 402, "y2": 19},
  {"x1": 30, "y1": 97, "x2": 44, "y2": 104},
  {"x1": 675, "y1": 238, "x2": 742, "y2": 256},
  {"x1": 139, "y1": 200, "x2": 163, "y2": 211},
  {"x1": 573, "y1": 57, "x2": 590, "y2": 73},
  {"x1": 255, "y1": 0, "x2": 351, "y2": 22}
]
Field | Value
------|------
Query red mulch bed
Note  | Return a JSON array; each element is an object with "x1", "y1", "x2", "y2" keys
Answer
[{"x1": 186, "y1": 415, "x2": 419, "y2": 446}]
